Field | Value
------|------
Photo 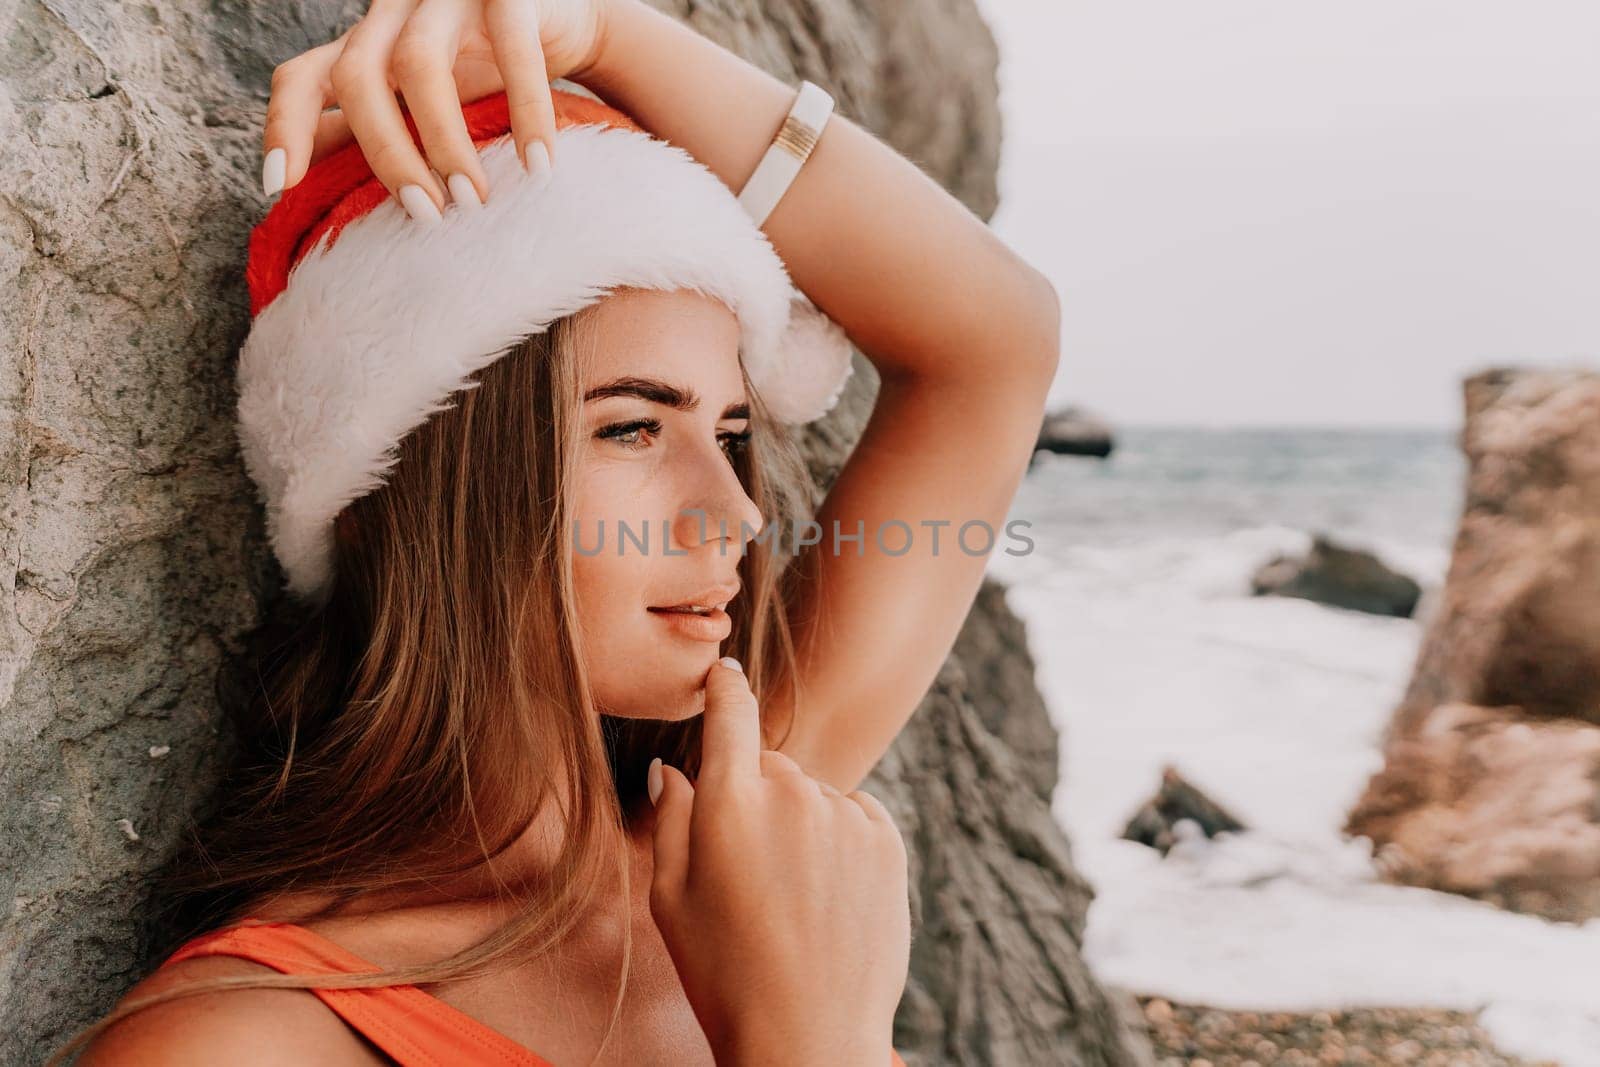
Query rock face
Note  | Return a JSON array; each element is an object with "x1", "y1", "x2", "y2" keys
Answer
[
  {"x1": 1035, "y1": 405, "x2": 1116, "y2": 459},
  {"x1": 890, "y1": 581, "x2": 1154, "y2": 1065},
  {"x1": 0, "y1": 1, "x2": 1148, "y2": 1064},
  {"x1": 1252, "y1": 534, "x2": 1422, "y2": 618},
  {"x1": 1345, "y1": 369, "x2": 1600, "y2": 922}
]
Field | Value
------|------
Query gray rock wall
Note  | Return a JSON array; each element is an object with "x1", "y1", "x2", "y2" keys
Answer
[
  {"x1": 2, "y1": 0, "x2": 316, "y2": 1054},
  {"x1": 1, "y1": 0, "x2": 1147, "y2": 1062}
]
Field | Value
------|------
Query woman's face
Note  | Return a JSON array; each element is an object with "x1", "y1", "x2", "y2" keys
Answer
[{"x1": 571, "y1": 288, "x2": 767, "y2": 720}]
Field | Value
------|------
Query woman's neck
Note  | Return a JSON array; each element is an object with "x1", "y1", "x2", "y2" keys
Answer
[{"x1": 246, "y1": 790, "x2": 659, "y2": 928}]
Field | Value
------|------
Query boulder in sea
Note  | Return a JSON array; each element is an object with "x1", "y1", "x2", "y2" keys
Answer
[
  {"x1": 1349, "y1": 702, "x2": 1600, "y2": 921},
  {"x1": 1122, "y1": 766, "x2": 1247, "y2": 855},
  {"x1": 1251, "y1": 533, "x2": 1422, "y2": 618},
  {"x1": 1035, "y1": 406, "x2": 1115, "y2": 459},
  {"x1": 1345, "y1": 368, "x2": 1600, "y2": 921}
]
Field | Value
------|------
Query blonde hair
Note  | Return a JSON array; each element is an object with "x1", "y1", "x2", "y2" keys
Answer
[{"x1": 53, "y1": 295, "x2": 817, "y2": 1065}]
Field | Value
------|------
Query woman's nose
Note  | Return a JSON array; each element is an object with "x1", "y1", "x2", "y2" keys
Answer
[{"x1": 670, "y1": 451, "x2": 765, "y2": 554}]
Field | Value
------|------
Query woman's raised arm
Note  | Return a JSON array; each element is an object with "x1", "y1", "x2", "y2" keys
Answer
[
  {"x1": 578, "y1": 0, "x2": 1059, "y2": 392},
  {"x1": 578, "y1": 0, "x2": 1061, "y2": 793}
]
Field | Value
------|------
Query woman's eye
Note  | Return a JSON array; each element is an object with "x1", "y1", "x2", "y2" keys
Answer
[
  {"x1": 596, "y1": 418, "x2": 661, "y2": 450},
  {"x1": 719, "y1": 431, "x2": 752, "y2": 459},
  {"x1": 594, "y1": 420, "x2": 751, "y2": 460}
]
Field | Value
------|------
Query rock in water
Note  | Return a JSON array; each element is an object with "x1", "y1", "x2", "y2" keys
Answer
[
  {"x1": 0, "y1": 1, "x2": 1150, "y2": 1063},
  {"x1": 1123, "y1": 766, "x2": 1248, "y2": 855},
  {"x1": 1252, "y1": 533, "x2": 1422, "y2": 618},
  {"x1": 1350, "y1": 702, "x2": 1600, "y2": 922},
  {"x1": 1035, "y1": 406, "x2": 1116, "y2": 459},
  {"x1": 1345, "y1": 369, "x2": 1600, "y2": 922}
]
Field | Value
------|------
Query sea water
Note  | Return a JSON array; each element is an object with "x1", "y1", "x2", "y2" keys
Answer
[{"x1": 985, "y1": 427, "x2": 1600, "y2": 1067}]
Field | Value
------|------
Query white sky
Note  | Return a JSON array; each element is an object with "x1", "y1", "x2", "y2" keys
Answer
[{"x1": 976, "y1": 0, "x2": 1600, "y2": 428}]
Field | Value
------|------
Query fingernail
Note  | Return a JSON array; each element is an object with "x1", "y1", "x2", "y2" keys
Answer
[
  {"x1": 647, "y1": 757, "x2": 664, "y2": 806},
  {"x1": 719, "y1": 657, "x2": 744, "y2": 674},
  {"x1": 524, "y1": 141, "x2": 551, "y2": 190},
  {"x1": 446, "y1": 172, "x2": 482, "y2": 210},
  {"x1": 262, "y1": 147, "x2": 286, "y2": 197},
  {"x1": 397, "y1": 183, "x2": 442, "y2": 225}
]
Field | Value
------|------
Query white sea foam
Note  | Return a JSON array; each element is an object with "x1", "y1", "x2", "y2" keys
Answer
[{"x1": 988, "y1": 434, "x2": 1599, "y2": 1065}]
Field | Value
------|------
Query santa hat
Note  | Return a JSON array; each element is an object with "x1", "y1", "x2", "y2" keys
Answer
[{"x1": 238, "y1": 83, "x2": 854, "y2": 604}]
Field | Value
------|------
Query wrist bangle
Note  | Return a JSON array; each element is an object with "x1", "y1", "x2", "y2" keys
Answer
[{"x1": 737, "y1": 80, "x2": 835, "y2": 227}]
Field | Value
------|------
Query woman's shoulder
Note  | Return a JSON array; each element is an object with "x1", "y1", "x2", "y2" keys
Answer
[
  {"x1": 74, "y1": 896, "x2": 517, "y2": 1064},
  {"x1": 76, "y1": 953, "x2": 386, "y2": 1066}
]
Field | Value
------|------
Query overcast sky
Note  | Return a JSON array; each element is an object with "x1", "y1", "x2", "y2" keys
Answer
[{"x1": 975, "y1": 0, "x2": 1600, "y2": 428}]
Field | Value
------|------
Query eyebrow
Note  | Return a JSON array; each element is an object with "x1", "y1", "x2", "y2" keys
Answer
[{"x1": 583, "y1": 376, "x2": 749, "y2": 420}]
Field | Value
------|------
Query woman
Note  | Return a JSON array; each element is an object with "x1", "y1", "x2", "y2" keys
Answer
[{"x1": 65, "y1": 0, "x2": 1059, "y2": 1062}]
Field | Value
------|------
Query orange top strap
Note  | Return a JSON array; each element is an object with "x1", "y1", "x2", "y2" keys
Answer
[
  {"x1": 160, "y1": 919, "x2": 554, "y2": 1066},
  {"x1": 159, "y1": 918, "x2": 909, "y2": 1066}
]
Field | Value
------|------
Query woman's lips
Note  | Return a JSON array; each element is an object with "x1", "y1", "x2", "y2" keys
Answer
[{"x1": 647, "y1": 606, "x2": 732, "y2": 642}]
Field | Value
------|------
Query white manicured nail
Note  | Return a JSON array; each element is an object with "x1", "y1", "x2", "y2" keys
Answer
[
  {"x1": 261, "y1": 147, "x2": 286, "y2": 197},
  {"x1": 525, "y1": 141, "x2": 551, "y2": 189},
  {"x1": 719, "y1": 656, "x2": 744, "y2": 674},
  {"x1": 647, "y1": 757, "x2": 663, "y2": 806},
  {"x1": 397, "y1": 183, "x2": 441, "y2": 225},
  {"x1": 446, "y1": 172, "x2": 482, "y2": 210}
]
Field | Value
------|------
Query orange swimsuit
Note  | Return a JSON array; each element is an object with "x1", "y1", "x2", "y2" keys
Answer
[{"x1": 159, "y1": 919, "x2": 908, "y2": 1066}]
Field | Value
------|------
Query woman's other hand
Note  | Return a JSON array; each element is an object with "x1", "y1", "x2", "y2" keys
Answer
[
  {"x1": 261, "y1": 0, "x2": 614, "y2": 213},
  {"x1": 647, "y1": 659, "x2": 911, "y2": 1065}
]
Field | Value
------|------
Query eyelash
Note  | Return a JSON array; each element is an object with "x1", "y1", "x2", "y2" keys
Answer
[{"x1": 595, "y1": 418, "x2": 752, "y2": 460}]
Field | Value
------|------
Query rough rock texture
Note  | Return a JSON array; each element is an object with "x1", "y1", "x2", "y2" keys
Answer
[
  {"x1": 1252, "y1": 533, "x2": 1422, "y2": 618},
  {"x1": 879, "y1": 580, "x2": 1155, "y2": 1065},
  {"x1": 1345, "y1": 369, "x2": 1600, "y2": 921},
  {"x1": 1, "y1": 0, "x2": 1147, "y2": 1064}
]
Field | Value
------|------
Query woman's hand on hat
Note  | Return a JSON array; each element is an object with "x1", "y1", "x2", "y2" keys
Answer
[{"x1": 261, "y1": 0, "x2": 614, "y2": 220}]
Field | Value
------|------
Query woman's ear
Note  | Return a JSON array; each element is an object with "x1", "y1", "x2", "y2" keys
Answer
[{"x1": 334, "y1": 507, "x2": 362, "y2": 550}]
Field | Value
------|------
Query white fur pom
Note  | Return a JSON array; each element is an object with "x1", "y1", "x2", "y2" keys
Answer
[{"x1": 757, "y1": 294, "x2": 856, "y2": 424}]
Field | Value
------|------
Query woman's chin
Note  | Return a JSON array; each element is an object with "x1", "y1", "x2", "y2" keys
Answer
[
  {"x1": 595, "y1": 685, "x2": 706, "y2": 722},
  {"x1": 591, "y1": 647, "x2": 723, "y2": 721},
  {"x1": 615, "y1": 704, "x2": 701, "y2": 723}
]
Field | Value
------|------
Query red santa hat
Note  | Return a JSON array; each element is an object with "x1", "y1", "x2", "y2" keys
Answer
[{"x1": 238, "y1": 84, "x2": 854, "y2": 603}]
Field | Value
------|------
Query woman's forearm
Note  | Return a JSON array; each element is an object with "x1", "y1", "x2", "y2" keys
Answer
[{"x1": 577, "y1": 0, "x2": 1060, "y2": 389}]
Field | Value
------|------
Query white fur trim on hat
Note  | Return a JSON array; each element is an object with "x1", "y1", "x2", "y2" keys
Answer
[{"x1": 238, "y1": 121, "x2": 853, "y2": 602}]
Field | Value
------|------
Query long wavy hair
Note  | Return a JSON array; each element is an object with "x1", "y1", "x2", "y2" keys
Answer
[{"x1": 53, "y1": 293, "x2": 819, "y2": 1065}]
